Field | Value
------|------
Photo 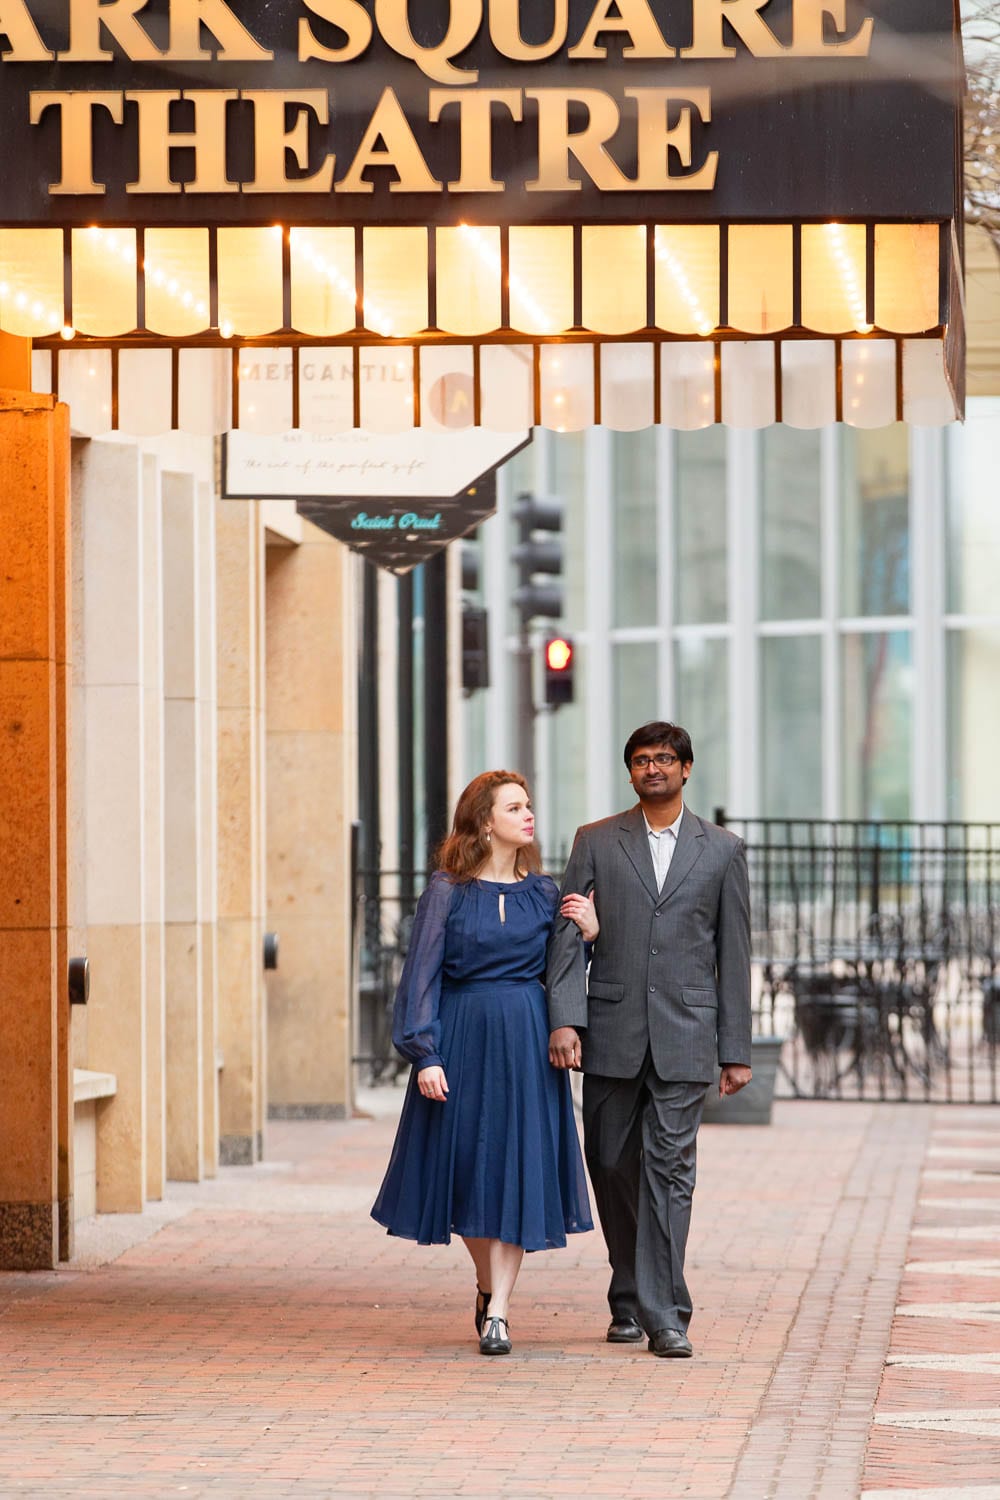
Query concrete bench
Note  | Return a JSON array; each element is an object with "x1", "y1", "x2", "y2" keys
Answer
[{"x1": 73, "y1": 1069, "x2": 117, "y2": 1223}]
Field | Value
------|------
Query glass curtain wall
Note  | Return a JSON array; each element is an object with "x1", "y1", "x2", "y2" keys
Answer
[
  {"x1": 672, "y1": 429, "x2": 729, "y2": 819},
  {"x1": 468, "y1": 400, "x2": 1000, "y2": 852},
  {"x1": 543, "y1": 433, "x2": 588, "y2": 864},
  {"x1": 839, "y1": 426, "x2": 913, "y2": 818},
  {"x1": 760, "y1": 635, "x2": 823, "y2": 817},
  {"x1": 759, "y1": 427, "x2": 824, "y2": 817},
  {"x1": 674, "y1": 636, "x2": 728, "y2": 819},
  {"x1": 675, "y1": 430, "x2": 727, "y2": 626},
  {"x1": 612, "y1": 429, "x2": 657, "y2": 628},
  {"x1": 945, "y1": 397, "x2": 1000, "y2": 820},
  {"x1": 760, "y1": 429, "x2": 822, "y2": 620},
  {"x1": 841, "y1": 630, "x2": 913, "y2": 820},
  {"x1": 840, "y1": 426, "x2": 911, "y2": 619}
]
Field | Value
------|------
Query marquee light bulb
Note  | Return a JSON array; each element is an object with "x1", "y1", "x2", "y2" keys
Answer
[{"x1": 654, "y1": 235, "x2": 714, "y2": 337}]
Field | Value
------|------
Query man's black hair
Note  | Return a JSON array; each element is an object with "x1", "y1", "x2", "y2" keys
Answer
[{"x1": 623, "y1": 722, "x2": 694, "y2": 770}]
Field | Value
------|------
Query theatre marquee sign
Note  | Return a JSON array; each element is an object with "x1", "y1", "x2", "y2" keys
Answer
[{"x1": 0, "y1": 0, "x2": 960, "y2": 225}]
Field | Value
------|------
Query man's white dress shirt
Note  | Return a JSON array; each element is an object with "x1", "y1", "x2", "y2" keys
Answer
[{"x1": 643, "y1": 806, "x2": 684, "y2": 893}]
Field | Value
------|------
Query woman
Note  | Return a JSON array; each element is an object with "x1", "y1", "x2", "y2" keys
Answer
[{"x1": 371, "y1": 770, "x2": 595, "y2": 1356}]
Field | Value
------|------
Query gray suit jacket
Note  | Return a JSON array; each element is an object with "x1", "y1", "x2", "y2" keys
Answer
[{"x1": 546, "y1": 804, "x2": 752, "y2": 1082}]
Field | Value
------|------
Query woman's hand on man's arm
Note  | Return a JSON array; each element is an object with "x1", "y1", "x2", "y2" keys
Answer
[{"x1": 561, "y1": 891, "x2": 598, "y2": 943}]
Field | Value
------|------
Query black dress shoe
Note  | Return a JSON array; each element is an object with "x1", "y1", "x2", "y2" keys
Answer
[
  {"x1": 606, "y1": 1317, "x2": 645, "y2": 1343},
  {"x1": 648, "y1": 1328, "x2": 693, "y2": 1358},
  {"x1": 475, "y1": 1287, "x2": 491, "y2": 1337},
  {"x1": 479, "y1": 1315, "x2": 512, "y2": 1356}
]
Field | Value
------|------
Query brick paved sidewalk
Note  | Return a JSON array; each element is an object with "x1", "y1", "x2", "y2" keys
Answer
[
  {"x1": 861, "y1": 1106, "x2": 1000, "y2": 1500},
  {"x1": 0, "y1": 1095, "x2": 984, "y2": 1500}
]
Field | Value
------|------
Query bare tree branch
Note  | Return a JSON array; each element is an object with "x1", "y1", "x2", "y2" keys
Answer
[{"x1": 963, "y1": 3, "x2": 1000, "y2": 248}]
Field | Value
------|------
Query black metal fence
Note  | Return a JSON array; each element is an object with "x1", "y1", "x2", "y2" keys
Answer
[
  {"x1": 356, "y1": 821, "x2": 1000, "y2": 1103},
  {"x1": 721, "y1": 818, "x2": 1000, "y2": 1103},
  {"x1": 354, "y1": 871, "x2": 424, "y2": 1086}
]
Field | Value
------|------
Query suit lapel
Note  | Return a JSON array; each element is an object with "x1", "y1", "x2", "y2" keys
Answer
[
  {"x1": 617, "y1": 805, "x2": 659, "y2": 904},
  {"x1": 658, "y1": 809, "x2": 705, "y2": 903}
]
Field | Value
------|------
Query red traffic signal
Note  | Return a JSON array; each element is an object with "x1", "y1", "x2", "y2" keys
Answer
[
  {"x1": 546, "y1": 637, "x2": 573, "y2": 672},
  {"x1": 544, "y1": 636, "x2": 574, "y2": 707}
]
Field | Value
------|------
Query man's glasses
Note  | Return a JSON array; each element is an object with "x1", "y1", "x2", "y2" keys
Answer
[{"x1": 631, "y1": 753, "x2": 680, "y2": 770}]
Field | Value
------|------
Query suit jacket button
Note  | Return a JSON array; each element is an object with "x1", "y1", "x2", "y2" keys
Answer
[
  {"x1": 651, "y1": 947, "x2": 658, "y2": 955},
  {"x1": 655, "y1": 909, "x2": 662, "y2": 917},
  {"x1": 649, "y1": 985, "x2": 656, "y2": 992}
]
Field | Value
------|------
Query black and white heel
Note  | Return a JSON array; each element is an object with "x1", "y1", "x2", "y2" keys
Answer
[
  {"x1": 474, "y1": 1287, "x2": 491, "y2": 1337},
  {"x1": 479, "y1": 1315, "x2": 512, "y2": 1356}
]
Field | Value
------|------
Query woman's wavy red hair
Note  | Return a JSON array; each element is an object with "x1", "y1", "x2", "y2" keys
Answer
[{"x1": 435, "y1": 770, "x2": 542, "y2": 882}]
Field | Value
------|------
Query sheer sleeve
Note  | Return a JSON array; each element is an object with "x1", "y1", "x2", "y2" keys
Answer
[
  {"x1": 545, "y1": 828, "x2": 594, "y2": 1032},
  {"x1": 391, "y1": 871, "x2": 455, "y2": 1070},
  {"x1": 539, "y1": 874, "x2": 594, "y2": 960}
]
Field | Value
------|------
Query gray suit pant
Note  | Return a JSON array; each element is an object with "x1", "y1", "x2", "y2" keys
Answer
[{"x1": 582, "y1": 1059, "x2": 707, "y2": 1335}]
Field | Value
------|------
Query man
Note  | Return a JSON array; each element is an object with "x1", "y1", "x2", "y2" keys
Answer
[{"x1": 546, "y1": 721, "x2": 752, "y2": 1358}]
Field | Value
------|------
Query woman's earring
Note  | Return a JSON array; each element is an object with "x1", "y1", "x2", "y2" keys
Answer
[{"x1": 484, "y1": 830, "x2": 491, "y2": 842}]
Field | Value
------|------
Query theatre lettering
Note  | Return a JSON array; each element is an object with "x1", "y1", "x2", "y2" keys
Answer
[{"x1": 0, "y1": 0, "x2": 952, "y2": 223}]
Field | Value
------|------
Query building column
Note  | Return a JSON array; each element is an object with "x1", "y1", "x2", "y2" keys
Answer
[
  {"x1": 910, "y1": 427, "x2": 947, "y2": 821},
  {"x1": 197, "y1": 482, "x2": 219, "y2": 1179},
  {"x1": 727, "y1": 429, "x2": 760, "y2": 817},
  {"x1": 377, "y1": 569, "x2": 400, "y2": 876},
  {"x1": 0, "y1": 388, "x2": 71, "y2": 1268},
  {"x1": 162, "y1": 472, "x2": 204, "y2": 1181},
  {"x1": 54, "y1": 416, "x2": 77, "y2": 1260},
  {"x1": 445, "y1": 543, "x2": 464, "y2": 815},
  {"x1": 142, "y1": 456, "x2": 166, "y2": 1200},
  {"x1": 582, "y1": 428, "x2": 615, "y2": 820},
  {"x1": 265, "y1": 524, "x2": 356, "y2": 1119},
  {"x1": 74, "y1": 439, "x2": 148, "y2": 1213},
  {"x1": 424, "y1": 552, "x2": 450, "y2": 854},
  {"x1": 216, "y1": 498, "x2": 266, "y2": 1165}
]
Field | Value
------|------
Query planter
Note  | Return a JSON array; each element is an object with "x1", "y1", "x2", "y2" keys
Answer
[{"x1": 701, "y1": 1035, "x2": 784, "y2": 1125}]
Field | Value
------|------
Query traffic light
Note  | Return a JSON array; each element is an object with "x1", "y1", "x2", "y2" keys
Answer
[
  {"x1": 512, "y1": 492, "x2": 563, "y2": 625},
  {"x1": 544, "y1": 635, "x2": 574, "y2": 708},
  {"x1": 460, "y1": 539, "x2": 480, "y2": 594},
  {"x1": 462, "y1": 605, "x2": 489, "y2": 693},
  {"x1": 460, "y1": 538, "x2": 488, "y2": 693}
]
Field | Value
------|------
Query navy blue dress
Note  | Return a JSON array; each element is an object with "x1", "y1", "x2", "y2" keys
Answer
[{"x1": 371, "y1": 871, "x2": 593, "y2": 1251}]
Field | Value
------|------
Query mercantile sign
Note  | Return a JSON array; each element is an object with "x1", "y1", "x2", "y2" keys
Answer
[{"x1": 0, "y1": 0, "x2": 960, "y2": 225}]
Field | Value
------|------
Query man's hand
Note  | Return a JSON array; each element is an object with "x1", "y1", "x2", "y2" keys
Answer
[
  {"x1": 417, "y1": 1065, "x2": 448, "y2": 1101},
  {"x1": 719, "y1": 1064, "x2": 752, "y2": 1097},
  {"x1": 549, "y1": 1026, "x2": 581, "y2": 1070}
]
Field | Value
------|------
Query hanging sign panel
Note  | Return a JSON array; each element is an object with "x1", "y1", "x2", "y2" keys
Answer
[
  {"x1": 0, "y1": 0, "x2": 960, "y2": 226},
  {"x1": 295, "y1": 476, "x2": 498, "y2": 573},
  {"x1": 221, "y1": 428, "x2": 530, "y2": 499}
]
